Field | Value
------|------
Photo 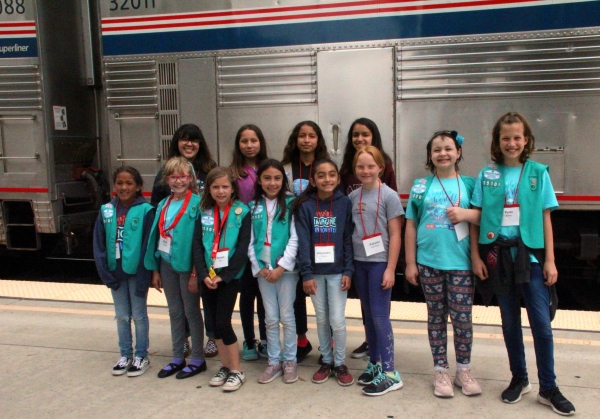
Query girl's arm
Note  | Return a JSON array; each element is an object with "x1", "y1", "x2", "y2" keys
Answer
[
  {"x1": 247, "y1": 228, "x2": 263, "y2": 277},
  {"x1": 269, "y1": 215, "x2": 299, "y2": 283},
  {"x1": 92, "y1": 212, "x2": 120, "y2": 289},
  {"x1": 218, "y1": 213, "x2": 251, "y2": 283},
  {"x1": 383, "y1": 216, "x2": 402, "y2": 290},
  {"x1": 404, "y1": 218, "x2": 419, "y2": 286},
  {"x1": 135, "y1": 208, "x2": 157, "y2": 297},
  {"x1": 192, "y1": 216, "x2": 209, "y2": 282},
  {"x1": 342, "y1": 200, "x2": 355, "y2": 280},
  {"x1": 382, "y1": 163, "x2": 398, "y2": 192},
  {"x1": 469, "y1": 210, "x2": 488, "y2": 280},
  {"x1": 542, "y1": 208, "x2": 558, "y2": 285},
  {"x1": 445, "y1": 207, "x2": 481, "y2": 225},
  {"x1": 295, "y1": 205, "x2": 314, "y2": 283}
]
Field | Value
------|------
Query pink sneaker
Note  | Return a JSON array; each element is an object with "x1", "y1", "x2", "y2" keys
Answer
[
  {"x1": 454, "y1": 368, "x2": 482, "y2": 396},
  {"x1": 434, "y1": 369, "x2": 454, "y2": 398}
]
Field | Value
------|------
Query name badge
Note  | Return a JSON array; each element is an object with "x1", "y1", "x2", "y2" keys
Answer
[
  {"x1": 260, "y1": 242, "x2": 272, "y2": 268},
  {"x1": 454, "y1": 221, "x2": 469, "y2": 242},
  {"x1": 115, "y1": 244, "x2": 121, "y2": 259},
  {"x1": 213, "y1": 248, "x2": 229, "y2": 269},
  {"x1": 315, "y1": 243, "x2": 335, "y2": 264},
  {"x1": 502, "y1": 204, "x2": 520, "y2": 226},
  {"x1": 158, "y1": 236, "x2": 171, "y2": 253},
  {"x1": 362, "y1": 233, "x2": 384, "y2": 256}
]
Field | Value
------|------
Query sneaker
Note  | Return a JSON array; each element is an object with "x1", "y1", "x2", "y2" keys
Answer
[
  {"x1": 433, "y1": 369, "x2": 454, "y2": 398},
  {"x1": 334, "y1": 364, "x2": 355, "y2": 386},
  {"x1": 351, "y1": 341, "x2": 369, "y2": 359},
  {"x1": 362, "y1": 370, "x2": 403, "y2": 396},
  {"x1": 296, "y1": 340, "x2": 313, "y2": 363},
  {"x1": 183, "y1": 340, "x2": 190, "y2": 358},
  {"x1": 258, "y1": 363, "x2": 283, "y2": 384},
  {"x1": 204, "y1": 339, "x2": 218, "y2": 358},
  {"x1": 257, "y1": 342, "x2": 268, "y2": 359},
  {"x1": 501, "y1": 377, "x2": 531, "y2": 403},
  {"x1": 454, "y1": 368, "x2": 482, "y2": 396},
  {"x1": 209, "y1": 366, "x2": 230, "y2": 387},
  {"x1": 127, "y1": 357, "x2": 150, "y2": 377},
  {"x1": 242, "y1": 340, "x2": 259, "y2": 361},
  {"x1": 537, "y1": 387, "x2": 576, "y2": 416},
  {"x1": 283, "y1": 361, "x2": 298, "y2": 384},
  {"x1": 223, "y1": 371, "x2": 246, "y2": 392},
  {"x1": 112, "y1": 356, "x2": 132, "y2": 376},
  {"x1": 358, "y1": 362, "x2": 379, "y2": 386},
  {"x1": 312, "y1": 363, "x2": 333, "y2": 384}
]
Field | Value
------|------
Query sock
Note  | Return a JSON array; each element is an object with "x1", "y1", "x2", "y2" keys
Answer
[
  {"x1": 297, "y1": 336, "x2": 308, "y2": 347},
  {"x1": 181, "y1": 359, "x2": 204, "y2": 373},
  {"x1": 457, "y1": 363, "x2": 471, "y2": 370},
  {"x1": 164, "y1": 358, "x2": 185, "y2": 370},
  {"x1": 434, "y1": 365, "x2": 448, "y2": 372},
  {"x1": 386, "y1": 371, "x2": 396, "y2": 378}
]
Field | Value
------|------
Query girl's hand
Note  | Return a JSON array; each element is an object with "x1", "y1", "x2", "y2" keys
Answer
[
  {"x1": 258, "y1": 268, "x2": 271, "y2": 279},
  {"x1": 382, "y1": 268, "x2": 395, "y2": 290},
  {"x1": 211, "y1": 275, "x2": 223, "y2": 288},
  {"x1": 203, "y1": 276, "x2": 217, "y2": 290},
  {"x1": 268, "y1": 266, "x2": 284, "y2": 283},
  {"x1": 341, "y1": 275, "x2": 351, "y2": 291},
  {"x1": 543, "y1": 260, "x2": 558, "y2": 286},
  {"x1": 188, "y1": 274, "x2": 198, "y2": 293},
  {"x1": 472, "y1": 257, "x2": 488, "y2": 280},
  {"x1": 151, "y1": 271, "x2": 162, "y2": 293},
  {"x1": 446, "y1": 207, "x2": 467, "y2": 224},
  {"x1": 405, "y1": 263, "x2": 419, "y2": 286},
  {"x1": 303, "y1": 279, "x2": 317, "y2": 295}
]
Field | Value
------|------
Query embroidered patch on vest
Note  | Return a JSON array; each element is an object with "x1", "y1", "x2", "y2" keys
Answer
[
  {"x1": 235, "y1": 207, "x2": 243, "y2": 215},
  {"x1": 529, "y1": 177, "x2": 537, "y2": 190},
  {"x1": 483, "y1": 169, "x2": 501, "y2": 180},
  {"x1": 487, "y1": 232, "x2": 495, "y2": 239},
  {"x1": 411, "y1": 184, "x2": 426, "y2": 193}
]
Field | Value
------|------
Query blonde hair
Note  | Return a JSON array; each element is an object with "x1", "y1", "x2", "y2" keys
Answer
[
  {"x1": 353, "y1": 145, "x2": 385, "y2": 176},
  {"x1": 162, "y1": 156, "x2": 199, "y2": 194}
]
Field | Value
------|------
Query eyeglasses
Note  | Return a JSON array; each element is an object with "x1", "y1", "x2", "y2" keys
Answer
[
  {"x1": 167, "y1": 174, "x2": 191, "y2": 183},
  {"x1": 178, "y1": 138, "x2": 200, "y2": 145}
]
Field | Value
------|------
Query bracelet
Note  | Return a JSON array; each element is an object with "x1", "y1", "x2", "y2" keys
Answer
[{"x1": 191, "y1": 273, "x2": 197, "y2": 277}]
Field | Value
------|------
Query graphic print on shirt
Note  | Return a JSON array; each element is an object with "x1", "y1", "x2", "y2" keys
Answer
[
  {"x1": 424, "y1": 185, "x2": 462, "y2": 230},
  {"x1": 292, "y1": 178, "x2": 309, "y2": 196},
  {"x1": 504, "y1": 179, "x2": 519, "y2": 205},
  {"x1": 313, "y1": 210, "x2": 336, "y2": 234},
  {"x1": 116, "y1": 212, "x2": 126, "y2": 250}
]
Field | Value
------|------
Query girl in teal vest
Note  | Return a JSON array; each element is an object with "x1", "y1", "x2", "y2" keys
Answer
[
  {"x1": 248, "y1": 159, "x2": 300, "y2": 384},
  {"x1": 405, "y1": 131, "x2": 481, "y2": 398},
  {"x1": 145, "y1": 157, "x2": 207, "y2": 380},
  {"x1": 93, "y1": 166, "x2": 155, "y2": 377},
  {"x1": 192, "y1": 167, "x2": 251, "y2": 392},
  {"x1": 471, "y1": 112, "x2": 575, "y2": 415}
]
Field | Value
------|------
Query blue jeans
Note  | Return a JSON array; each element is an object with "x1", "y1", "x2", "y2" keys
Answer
[
  {"x1": 111, "y1": 276, "x2": 149, "y2": 358},
  {"x1": 309, "y1": 274, "x2": 347, "y2": 367},
  {"x1": 258, "y1": 272, "x2": 298, "y2": 364},
  {"x1": 496, "y1": 263, "x2": 556, "y2": 391}
]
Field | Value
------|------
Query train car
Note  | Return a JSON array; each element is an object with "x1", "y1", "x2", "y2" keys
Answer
[{"x1": 0, "y1": 0, "x2": 104, "y2": 256}]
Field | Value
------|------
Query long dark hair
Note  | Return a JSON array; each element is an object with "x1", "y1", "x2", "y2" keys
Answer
[
  {"x1": 230, "y1": 124, "x2": 268, "y2": 179},
  {"x1": 200, "y1": 167, "x2": 239, "y2": 211},
  {"x1": 252, "y1": 158, "x2": 290, "y2": 221},
  {"x1": 168, "y1": 124, "x2": 217, "y2": 174},
  {"x1": 281, "y1": 121, "x2": 330, "y2": 165},
  {"x1": 292, "y1": 159, "x2": 339, "y2": 216},
  {"x1": 340, "y1": 117, "x2": 392, "y2": 177},
  {"x1": 112, "y1": 166, "x2": 143, "y2": 198}
]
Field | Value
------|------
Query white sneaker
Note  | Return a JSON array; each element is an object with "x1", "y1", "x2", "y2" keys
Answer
[
  {"x1": 223, "y1": 370, "x2": 246, "y2": 392},
  {"x1": 112, "y1": 357, "x2": 132, "y2": 376},
  {"x1": 454, "y1": 368, "x2": 482, "y2": 396},
  {"x1": 434, "y1": 369, "x2": 454, "y2": 398},
  {"x1": 209, "y1": 366, "x2": 230, "y2": 387},
  {"x1": 127, "y1": 357, "x2": 150, "y2": 377}
]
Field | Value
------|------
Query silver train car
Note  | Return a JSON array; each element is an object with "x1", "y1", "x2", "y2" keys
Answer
[{"x1": 2, "y1": 1, "x2": 600, "y2": 280}]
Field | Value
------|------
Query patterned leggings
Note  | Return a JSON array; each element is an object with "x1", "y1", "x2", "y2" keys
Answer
[{"x1": 418, "y1": 264, "x2": 474, "y2": 368}]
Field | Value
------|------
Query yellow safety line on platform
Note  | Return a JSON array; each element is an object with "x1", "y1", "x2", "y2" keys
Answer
[{"x1": 1, "y1": 304, "x2": 599, "y2": 347}]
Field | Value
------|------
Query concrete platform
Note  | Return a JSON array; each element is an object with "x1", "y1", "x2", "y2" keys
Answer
[{"x1": 0, "y1": 296, "x2": 598, "y2": 419}]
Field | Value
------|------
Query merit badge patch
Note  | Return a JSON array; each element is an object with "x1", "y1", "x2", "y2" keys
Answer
[
  {"x1": 483, "y1": 170, "x2": 501, "y2": 180},
  {"x1": 412, "y1": 184, "x2": 426, "y2": 193},
  {"x1": 529, "y1": 177, "x2": 537, "y2": 191}
]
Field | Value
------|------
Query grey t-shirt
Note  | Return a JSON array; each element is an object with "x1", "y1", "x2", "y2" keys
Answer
[{"x1": 349, "y1": 183, "x2": 404, "y2": 262}]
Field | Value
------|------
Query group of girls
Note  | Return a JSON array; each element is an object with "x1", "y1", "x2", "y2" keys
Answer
[{"x1": 93, "y1": 112, "x2": 575, "y2": 414}]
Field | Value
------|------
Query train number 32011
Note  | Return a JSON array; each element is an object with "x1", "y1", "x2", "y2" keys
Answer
[
  {"x1": 0, "y1": 0, "x2": 25, "y2": 14},
  {"x1": 109, "y1": 0, "x2": 155, "y2": 11}
]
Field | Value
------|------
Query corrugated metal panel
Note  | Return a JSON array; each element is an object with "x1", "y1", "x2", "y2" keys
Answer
[
  {"x1": 104, "y1": 60, "x2": 158, "y2": 110},
  {"x1": 158, "y1": 62, "x2": 179, "y2": 161},
  {"x1": 0, "y1": 64, "x2": 42, "y2": 110},
  {"x1": 397, "y1": 34, "x2": 600, "y2": 100}
]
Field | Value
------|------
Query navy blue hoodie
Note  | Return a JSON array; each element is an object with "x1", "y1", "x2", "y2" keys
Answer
[{"x1": 295, "y1": 189, "x2": 354, "y2": 282}]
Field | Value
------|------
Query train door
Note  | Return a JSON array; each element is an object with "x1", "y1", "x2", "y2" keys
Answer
[{"x1": 317, "y1": 48, "x2": 395, "y2": 179}]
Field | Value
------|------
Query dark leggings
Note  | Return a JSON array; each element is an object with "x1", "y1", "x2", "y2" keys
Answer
[
  {"x1": 294, "y1": 275, "x2": 308, "y2": 336},
  {"x1": 202, "y1": 279, "x2": 240, "y2": 346},
  {"x1": 239, "y1": 265, "x2": 266, "y2": 343}
]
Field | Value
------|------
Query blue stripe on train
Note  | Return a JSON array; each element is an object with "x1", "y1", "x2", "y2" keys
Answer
[
  {"x1": 0, "y1": 37, "x2": 38, "y2": 58},
  {"x1": 102, "y1": 1, "x2": 600, "y2": 56}
]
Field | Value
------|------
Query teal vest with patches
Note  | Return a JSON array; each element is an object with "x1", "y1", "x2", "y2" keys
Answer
[
  {"x1": 478, "y1": 160, "x2": 547, "y2": 248},
  {"x1": 144, "y1": 193, "x2": 201, "y2": 272},
  {"x1": 408, "y1": 174, "x2": 475, "y2": 224},
  {"x1": 102, "y1": 202, "x2": 154, "y2": 274},
  {"x1": 250, "y1": 195, "x2": 294, "y2": 270},
  {"x1": 200, "y1": 200, "x2": 250, "y2": 279}
]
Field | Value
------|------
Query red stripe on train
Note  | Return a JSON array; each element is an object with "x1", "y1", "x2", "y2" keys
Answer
[
  {"x1": 399, "y1": 194, "x2": 600, "y2": 202},
  {"x1": 0, "y1": 187, "x2": 48, "y2": 193}
]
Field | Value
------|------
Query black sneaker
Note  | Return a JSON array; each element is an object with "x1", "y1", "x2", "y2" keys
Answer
[
  {"x1": 501, "y1": 377, "x2": 532, "y2": 403},
  {"x1": 538, "y1": 387, "x2": 576, "y2": 416},
  {"x1": 127, "y1": 356, "x2": 150, "y2": 377},
  {"x1": 362, "y1": 370, "x2": 403, "y2": 396},
  {"x1": 112, "y1": 356, "x2": 132, "y2": 376},
  {"x1": 351, "y1": 341, "x2": 369, "y2": 359},
  {"x1": 296, "y1": 341, "x2": 313, "y2": 363},
  {"x1": 358, "y1": 362, "x2": 379, "y2": 385}
]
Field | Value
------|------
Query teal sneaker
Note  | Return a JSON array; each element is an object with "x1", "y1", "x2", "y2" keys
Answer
[
  {"x1": 362, "y1": 369, "x2": 403, "y2": 396},
  {"x1": 257, "y1": 342, "x2": 268, "y2": 359},
  {"x1": 358, "y1": 362, "x2": 380, "y2": 386},
  {"x1": 242, "y1": 340, "x2": 259, "y2": 361}
]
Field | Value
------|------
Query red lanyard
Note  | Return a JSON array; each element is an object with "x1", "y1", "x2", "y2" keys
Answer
[
  {"x1": 435, "y1": 173, "x2": 461, "y2": 207},
  {"x1": 158, "y1": 190, "x2": 192, "y2": 238},
  {"x1": 505, "y1": 165, "x2": 525, "y2": 205},
  {"x1": 299, "y1": 158, "x2": 312, "y2": 193},
  {"x1": 359, "y1": 181, "x2": 381, "y2": 237},
  {"x1": 211, "y1": 202, "x2": 232, "y2": 259},
  {"x1": 264, "y1": 198, "x2": 278, "y2": 245},
  {"x1": 315, "y1": 193, "x2": 334, "y2": 244}
]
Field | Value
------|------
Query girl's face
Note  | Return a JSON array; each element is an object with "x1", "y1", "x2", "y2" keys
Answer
[
  {"x1": 430, "y1": 136, "x2": 461, "y2": 172},
  {"x1": 310, "y1": 163, "x2": 340, "y2": 196},
  {"x1": 115, "y1": 171, "x2": 140, "y2": 206},
  {"x1": 178, "y1": 136, "x2": 200, "y2": 161},
  {"x1": 499, "y1": 122, "x2": 527, "y2": 165},
  {"x1": 296, "y1": 124, "x2": 318, "y2": 155},
  {"x1": 210, "y1": 175, "x2": 234, "y2": 208},
  {"x1": 258, "y1": 167, "x2": 284, "y2": 200},
  {"x1": 351, "y1": 123, "x2": 373, "y2": 150},
  {"x1": 239, "y1": 129, "x2": 260, "y2": 161},
  {"x1": 167, "y1": 169, "x2": 193, "y2": 197},
  {"x1": 355, "y1": 153, "x2": 383, "y2": 186}
]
